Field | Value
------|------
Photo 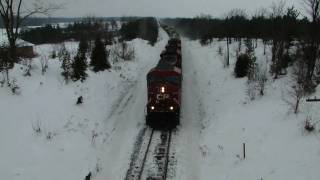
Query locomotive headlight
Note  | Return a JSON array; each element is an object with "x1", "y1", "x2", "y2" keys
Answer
[
  {"x1": 151, "y1": 106, "x2": 155, "y2": 110},
  {"x1": 170, "y1": 106, "x2": 174, "y2": 110},
  {"x1": 161, "y1": 87, "x2": 165, "y2": 93}
]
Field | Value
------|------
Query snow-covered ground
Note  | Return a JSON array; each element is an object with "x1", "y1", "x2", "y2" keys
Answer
[
  {"x1": 0, "y1": 29, "x2": 168, "y2": 180},
  {"x1": 1, "y1": 28, "x2": 320, "y2": 180},
  {"x1": 174, "y1": 39, "x2": 320, "y2": 180}
]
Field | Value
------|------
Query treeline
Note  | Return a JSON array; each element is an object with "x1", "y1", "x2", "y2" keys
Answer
[
  {"x1": 20, "y1": 17, "x2": 159, "y2": 46},
  {"x1": 162, "y1": 2, "x2": 320, "y2": 116},
  {"x1": 120, "y1": 17, "x2": 159, "y2": 45},
  {"x1": 0, "y1": 17, "x2": 122, "y2": 28},
  {"x1": 162, "y1": 7, "x2": 315, "y2": 42},
  {"x1": 20, "y1": 20, "x2": 116, "y2": 44}
]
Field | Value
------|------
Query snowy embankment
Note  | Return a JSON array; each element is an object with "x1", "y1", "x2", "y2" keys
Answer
[
  {"x1": 175, "y1": 39, "x2": 320, "y2": 180},
  {"x1": 0, "y1": 29, "x2": 168, "y2": 180}
]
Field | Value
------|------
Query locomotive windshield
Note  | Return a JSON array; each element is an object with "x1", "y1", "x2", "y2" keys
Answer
[
  {"x1": 157, "y1": 62, "x2": 173, "y2": 70},
  {"x1": 148, "y1": 75, "x2": 180, "y2": 85}
]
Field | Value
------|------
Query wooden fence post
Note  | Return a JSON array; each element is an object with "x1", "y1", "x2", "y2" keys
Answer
[{"x1": 243, "y1": 143, "x2": 246, "y2": 159}]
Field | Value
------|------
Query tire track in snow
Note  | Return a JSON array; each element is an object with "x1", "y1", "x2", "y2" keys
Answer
[{"x1": 107, "y1": 81, "x2": 137, "y2": 120}]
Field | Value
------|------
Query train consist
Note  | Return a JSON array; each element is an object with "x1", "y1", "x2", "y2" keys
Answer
[{"x1": 146, "y1": 30, "x2": 182, "y2": 129}]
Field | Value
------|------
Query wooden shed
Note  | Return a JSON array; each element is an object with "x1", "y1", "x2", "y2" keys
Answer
[
  {"x1": 1, "y1": 31, "x2": 35, "y2": 59},
  {"x1": 15, "y1": 39, "x2": 35, "y2": 58}
]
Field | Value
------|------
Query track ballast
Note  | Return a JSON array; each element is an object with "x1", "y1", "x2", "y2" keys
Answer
[{"x1": 125, "y1": 128, "x2": 172, "y2": 180}]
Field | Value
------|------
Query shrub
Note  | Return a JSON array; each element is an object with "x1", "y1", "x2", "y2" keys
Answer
[{"x1": 235, "y1": 54, "x2": 251, "y2": 78}]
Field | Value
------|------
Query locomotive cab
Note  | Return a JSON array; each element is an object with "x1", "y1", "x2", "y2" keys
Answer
[{"x1": 146, "y1": 61, "x2": 181, "y2": 129}]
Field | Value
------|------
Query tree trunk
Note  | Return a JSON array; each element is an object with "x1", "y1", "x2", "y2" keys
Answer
[
  {"x1": 5, "y1": 68, "x2": 10, "y2": 86},
  {"x1": 227, "y1": 37, "x2": 230, "y2": 67},
  {"x1": 294, "y1": 97, "x2": 300, "y2": 114}
]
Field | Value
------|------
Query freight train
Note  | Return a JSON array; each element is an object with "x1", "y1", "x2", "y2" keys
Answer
[{"x1": 146, "y1": 36, "x2": 182, "y2": 129}]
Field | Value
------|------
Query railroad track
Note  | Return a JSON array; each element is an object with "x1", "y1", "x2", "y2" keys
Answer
[{"x1": 125, "y1": 128, "x2": 172, "y2": 180}]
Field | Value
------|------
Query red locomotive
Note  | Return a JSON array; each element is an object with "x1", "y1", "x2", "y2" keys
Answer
[{"x1": 146, "y1": 38, "x2": 182, "y2": 129}]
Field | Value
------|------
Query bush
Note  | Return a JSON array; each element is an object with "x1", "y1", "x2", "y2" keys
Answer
[
  {"x1": 235, "y1": 54, "x2": 251, "y2": 78},
  {"x1": 305, "y1": 117, "x2": 315, "y2": 132}
]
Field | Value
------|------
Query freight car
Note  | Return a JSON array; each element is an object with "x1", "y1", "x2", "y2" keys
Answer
[{"x1": 146, "y1": 38, "x2": 182, "y2": 129}]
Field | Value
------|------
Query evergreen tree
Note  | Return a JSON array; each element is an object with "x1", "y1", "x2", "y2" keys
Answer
[
  {"x1": 235, "y1": 38, "x2": 257, "y2": 78},
  {"x1": 79, "y1": 37, "x2": 89, "y2": 56},
  {"x1": 60, "y1": 49, "x2": 72, "y2": 83},
  {"x1": 104, "y1": 32, "x2": 114, "y2": 46},
  {"x1": 90, "y1": 36, "x2": 111, "y2": 72},
  {"x1": 244, "y1": 38, "x2": 257, "y2": 80},
  {"x1": 72, "y1": 51, "x2": 88, "y2": 82},
  {"x1": 245, "y1": 38, "x2": 255, "y2": 57},
  {"x1": 234, "y1": 54, "x2": 251, "y2": 78}
]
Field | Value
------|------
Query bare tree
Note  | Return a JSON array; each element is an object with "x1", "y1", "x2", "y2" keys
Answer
[
  {"x1": 254, "y1": 7, "x2": 270, "y2": 18},
  {"x1": 225, "y1": 8, "x2": 248, "y2": 19},
  {"x1": 0, "y1": 44, "x2": 9, "y2": 84},
  {"x1": 253, "y1": 7, "x2": 270, "y2": 55},
  {"x1": 301, "y1": 0, "x2": 320, "y2": 85},
  {"x1": 40, "y1": 55, "x2": 49, "y2": 75},
  {"x1": 0, "y1": 0, "x2": 60, "y2": 85},
  {"x1": 303, "y1": 0, "x2": 320, "y2": 22},
  {"x1": 269, "y1": 0, "x2": 288, "y2": 79},
  {"x1": 226, "y1": 37, "x2": 230, "y2": 67},
  {"x1": 22, "y1": 58, "x2": 32, "y2": 76},
  {"x1": 223, "y1": 9, "x2": 248, "y2": 68},
  {"x1": 246, "y1": 80, "x2": 257, "y2": 101},
  {"x1": 270, "y1": 0, "x2": 286, "y2": 18},
  {"x1": 257, "y1": 66, "x2": 268, "y2": 96},
  {"x1": 286, "y1": 59, "x2": 307, "y2": 113},
  {"x1": 111, "y1": 42, "x2": 135, "y2": 62},
  {"x1": 248, "y1": 61, "x2": 268, "y2": 98},
  {"x1": 217, "y1": 45, "x2": 223, "y2": 56}
]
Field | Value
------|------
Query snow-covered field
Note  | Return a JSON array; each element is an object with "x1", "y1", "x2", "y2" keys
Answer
[
  {"x1": 175, "y1": 39, "x2": 320, "y2": 180},
  {"x1": 0, "y1": 29, "x2": 168, "y2": 180},
  {"x1": 1, "y1": 29, "x2": 320, "y2": 180}
]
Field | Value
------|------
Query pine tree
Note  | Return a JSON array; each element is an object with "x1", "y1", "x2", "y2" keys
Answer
[
  {"x1": 234, "y1": 54, "x2": 251, "y2": 78},
  {"x1": 79, "y1": 37, "x2": 89, "y2": 56},
  {"x1": 104, "y1": 32, "x2": 114, "y2": 46},
  {"x1": 234, "y1": 39, "x2": 257, "y2": 79},
  {"x1": 245, "y1": 38, "x2": 255, "y2": 59},
  {"x1": 90, "y1": 36, "x2": 111, "y2": 72},
  {"x1": 72, "y1": 51, "x2": 88, "y2": 82},
  {"x1": 60, "y1": 49, "x2": 72, "y2": 83}
]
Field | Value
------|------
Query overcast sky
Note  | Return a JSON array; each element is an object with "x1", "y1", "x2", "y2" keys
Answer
[{"x1": 37, "y1": 0, "x2": 303, "y2": 18}]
